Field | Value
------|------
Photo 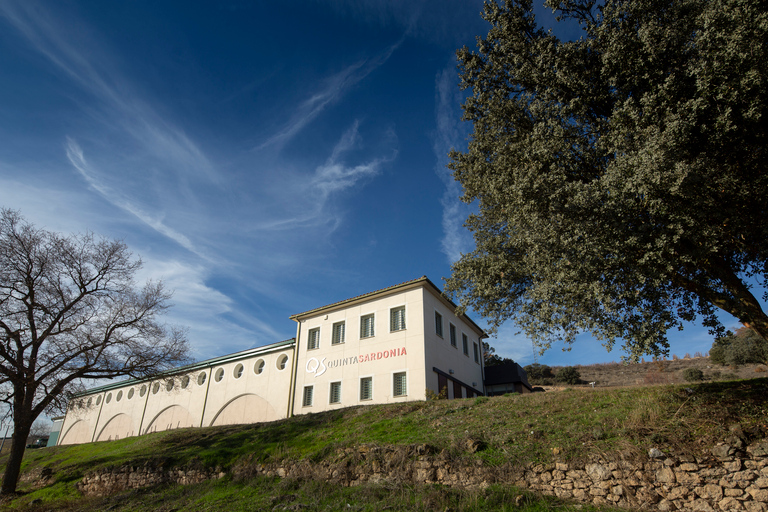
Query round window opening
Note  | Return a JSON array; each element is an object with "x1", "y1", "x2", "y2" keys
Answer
[
  {"x1": 166, "y1": 379, "x2": 174, "y2": 392},
  {"x1": 140, "y1": 385, "x2": 147, "y2": 397},
  {"x1": 106, "y1": 392, "x2": 112, "y2": 404},
  {"x1": 234, "y1": 364, "x2": 244, "y2": 379},
  {"x1": 87, "y1": 397, "x2": 92, "y2": 407},
  {"x1": 116, "y1": 390, "x2": 123, "y2": 402},
  {"x1": 128, "y1": 388, "x2": 135, "y2": 400},
  {"x1": 215, "y1": 368, "x2": 224, "y2": 382},
  {"x1": 254, "y1": 360, "x2": 265, "y2": 375},
  {"x1": 277, "y1": 354, "x2": 288, "y2": 370},
  {"x1": 152, "y1": 382, "x2": 160, "y2": 394},
  {"x1": 181, "y1": 376, "x2": 190, "y2": 389},
  {"x1": 197, "y1": 372, "x2": 207, "y2": 386},
  {"x1": 96, "y1": 396, "x2": 102, "y2": 405}
]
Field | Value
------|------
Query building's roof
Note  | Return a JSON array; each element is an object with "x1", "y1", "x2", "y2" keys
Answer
[
  {"x1": 74, "y1": 338, "x2": 296, "y2": 396},
  {"x1": 290, "y1": 276, "x2": 487, "y2": 338},
  {"x1": 483, "y1": 361, "x2": 532, "y2": 391}
]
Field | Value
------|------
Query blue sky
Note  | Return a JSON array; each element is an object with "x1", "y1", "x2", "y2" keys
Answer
[{"x1": 0, "y1": 0, "x2": 741, "y2": 368}]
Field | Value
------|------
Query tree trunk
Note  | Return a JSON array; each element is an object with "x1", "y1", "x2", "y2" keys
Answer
[{"x1": 1, "y1": 418, "x2": 32, "y2": 494}]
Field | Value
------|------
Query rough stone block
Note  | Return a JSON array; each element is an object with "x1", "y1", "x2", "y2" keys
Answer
[
  {"x1": 747, "y1": 487, "x2": 768, "y2": 502},
  {"x1": 586, "y1": 463, "x2": 612, "y2": 481},
  {"x1": 691, "y1": 498, "x2": 716, "y2": 511},
  {"x1": 694, "y1": 483, "x2": 724, "y2": 501},
  {"x1": 718, "y1": 497, "x2": 743, "y2": 510},
  {"x1": 656, "y1": 467, "x2": 676, "y2": 484}
]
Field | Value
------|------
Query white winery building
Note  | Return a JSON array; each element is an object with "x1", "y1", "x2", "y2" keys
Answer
[{"x1": 57, "y1": 277, "x2": 490, "y2": 445}]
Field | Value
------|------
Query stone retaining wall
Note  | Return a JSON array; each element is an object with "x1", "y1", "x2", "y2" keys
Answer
[{"x1": 74, "y1": 439, "x2": 768, "y2": 511}]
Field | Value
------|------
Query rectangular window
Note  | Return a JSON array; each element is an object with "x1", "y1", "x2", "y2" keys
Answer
[
  {"x1": 390, "y1": 306, "x2": 406, "y2": 331},
  {"x1": 307, "y1": 328, "x2": 320, "y2": 350},
  {"x1": 393, "y1": 371, "x2": 407, "y2": 397},
  {"x1": 435, "y1": 311, "x2": 443, "y2": 337},
  {"x1": 462, "y1": 333, "x2": 469, "y2": 356},
  {"x1": 473, "y1": 342, "x2": 479, "y2": 363},
  {"x1": 360, "y1": 314, "x2": 375, "y2": 338},
  {"x1": 449, "y1": 323, "x2": 457, "y2": 347},
  {"x1": 302, "y1": 386, "x2": 313, "y2": 407},
  {"x1": 332, "y1": 321, "x2": 345, "y2": 344},
  {"x1": 360, "y1": 377, "x2": 372, "y2": 401},
  {"x1": 329, "y1": 381, "x2": 341, "y2": 404}
]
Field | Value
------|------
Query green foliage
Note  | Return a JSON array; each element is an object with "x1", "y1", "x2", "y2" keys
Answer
[
  {"x1": 426, "y1": 386, "x2": 449, "y2": 400},
  {"x1": 445, "y1": 0, "x2": 768, "y2": 361},
  {"x1": 710, "y1": 328, "x2": 768, "y2": 366},
  {"x1": 682, "y1": 368, "x2": 704, "y2": 382},
  {"x1": 555, "y1": 367, "x2": 582, "y2": 385},
  {"x1": 523, "y1": 363, "x2": 554, "y2": 384}
]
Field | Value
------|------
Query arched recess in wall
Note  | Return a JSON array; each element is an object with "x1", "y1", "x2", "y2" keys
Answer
[
  {"x1": 209, "y1": 393, "x2": 278, "y2": 426},
  {"x1": 143, "y1": 405, "x2": 195, "y2": 435},
  {"x1": 58, "y1": 419, "x2": 91, "y2": 446},
  {"x1": 95, "y1": 413, "x2": 134, "y2": 442}
]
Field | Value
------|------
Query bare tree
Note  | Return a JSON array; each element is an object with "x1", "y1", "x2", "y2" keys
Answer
[{"x1": 0, "y1": 208, "x2": 189, "y2": 494}]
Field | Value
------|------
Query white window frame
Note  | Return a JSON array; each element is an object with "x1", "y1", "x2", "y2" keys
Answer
[
  {"x1": 302, "y1": 385, "x2": 314, "y2": 407},
  {"x1": 329, "y1": 381, "x2": 342, "y2": 404},
  {"x1": 307, "y1": 327, "x2": 320, "y2": 350},
  {"x1": 390, "y1": 306, "x2": 406, "y2": 332},
  {"x1": 360, "y1": 313, "x2": 375, "y2": 339},
  {"x1": 435, "y1": 311, "x2": 443, "y2": 338},
  {"x1": 359, "y1": 375, "x2": 373, "y2": 401},
  {"x1": 332, "y1": 321, "x2": 345, "y2": 345},
  {"x1": 392, "y1": 371, "x2": 407, "y2": 398}
]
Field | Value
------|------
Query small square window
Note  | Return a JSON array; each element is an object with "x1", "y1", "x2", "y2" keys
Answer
[
  {"x1": 332, "y1": 321, "x2": 345, "y2": 344},
  {"x1": 360, "y1": 314, "x2": 375, "y2": 338},
  {"x1": 390, "y1": 306, "x2": 406, "y2": 331},
  {"x1": 435, "y1": 311, "x2": 443, "y2": 337},
  {"x1": 329, "y1": 381, "x2": 342, "y2": 404},
  {"x1": 302, "y1": 386, "x2": 313, "y2": 407},
  {"x1": 393, "y1": 372, "x2": 407, "y2": 397},
  {"x1": 307, "y1": 328, "x2": 320, "y2": 350},
  {"x1": 449, "y1": 323, "x2": 457, "y2": 347},
  {"x1": 360, "y1": 377, "x2": 372, "y2": 401},
  {"x1": 462, "y1": 333, "x2": 469, "y2": 356},
  {"x1": 473, "y1": 342, "x2": 479, "y2": 363}
]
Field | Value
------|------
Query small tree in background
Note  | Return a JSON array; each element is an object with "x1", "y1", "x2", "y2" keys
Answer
[
  {"x1": 710, "y1": 327, "x2": 768, "y2": 366},
  {"x1": 524, "y1": 363, "x2": 554, "y2": 385},
  {"x1": 556, "y1": 366, "x2": 582, "y2": 385}
]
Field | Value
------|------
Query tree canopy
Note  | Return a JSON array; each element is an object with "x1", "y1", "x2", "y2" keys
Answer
[
  {"x1": 446, "y1": 0, "x2": 768, "y2": 360},
  {"x1": 0, "y1": 209, "x2": 189, "y2": 493}
]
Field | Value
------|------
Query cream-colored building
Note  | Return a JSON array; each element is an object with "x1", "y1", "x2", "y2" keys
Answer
[
  {"x1": 289, "y1": 276, "x2": 486, "y2": 414},
  {"x1": 57, "y1": 277, "x2": 487, "y2": 446}
]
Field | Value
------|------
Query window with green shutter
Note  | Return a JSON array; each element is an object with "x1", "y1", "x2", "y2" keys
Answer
[{"x1": 390, "y1": 306, "x2": 406, "y2": 331}]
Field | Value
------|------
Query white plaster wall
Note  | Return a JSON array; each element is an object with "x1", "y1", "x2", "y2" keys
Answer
[
  {"x1": 421, "y1": 289, "x2": 485, "y2": 399},
  {"x1": 293, "y1": 285, "x2": 441, "y2": 416}
]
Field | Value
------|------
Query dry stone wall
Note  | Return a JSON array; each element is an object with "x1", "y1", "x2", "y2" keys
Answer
[{"x1": 74, "y1": 439, "x2": 768, "y2": 511}]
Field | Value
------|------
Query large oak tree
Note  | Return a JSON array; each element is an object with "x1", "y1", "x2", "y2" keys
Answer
[
  {"x1": 446, "y1": 0, "x2": 768, "y2": 359},
  {"x1": 0, "y1": 209, "x2": 189, "y2": 494}
]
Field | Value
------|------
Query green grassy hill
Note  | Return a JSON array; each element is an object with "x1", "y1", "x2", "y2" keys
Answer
[{"x1": 2, "y1": 378, "x2": 766, "y2": 511}]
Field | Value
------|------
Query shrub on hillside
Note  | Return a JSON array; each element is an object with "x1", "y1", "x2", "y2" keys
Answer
[
  {"x1": 682, "y1": 368, "x2": 704, "y2": 382},
  {"x1": 710, "y1": 328, "x2": 767, "y2": 366},
  {"x1": 524, "y1": 364, "x2": 554, "y2": 385},
  {"x1": 555, "y1": 366, "x2": 582, "y2": 385}
]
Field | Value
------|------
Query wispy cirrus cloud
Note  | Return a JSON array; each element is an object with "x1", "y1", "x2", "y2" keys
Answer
[
  {"x1": 255, "y1": 37, "x2": 404, "y2": 152},
  {"x1": 434, "y1": 66, "x2": 474, "y2": 263},
  {"x1": 0, "y1": 1, "x2": 219, "y2": 185},
  {"x1": 255, "y1": 121, "x2": 397, "y2": 231},
  {"x1": 65, "y1": 138, "x2": 202, "y2": 258}
]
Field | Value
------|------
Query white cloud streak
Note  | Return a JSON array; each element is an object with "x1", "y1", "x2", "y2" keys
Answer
[
  {"x1": 434, "y1": 66, "x2": 474, "y2": 263},
  {"x1": 255, "y1": 37, "x2": 404, "y2": 152},
  {"x1": 65, "y1": 138, "x2": 203, "y2": 258},
  {"x1": 0, "y1": 2, "x2": 220, "y2": 185}
]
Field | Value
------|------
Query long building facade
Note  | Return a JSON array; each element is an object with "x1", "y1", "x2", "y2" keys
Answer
[{"x1": 57, "y1": 277, "x2": 488, "y2": 446}]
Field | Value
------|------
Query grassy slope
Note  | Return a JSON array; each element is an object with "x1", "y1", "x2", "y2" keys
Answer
[{"x1": 2, "y1": 378, "x2": 767, "y2": 511}]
